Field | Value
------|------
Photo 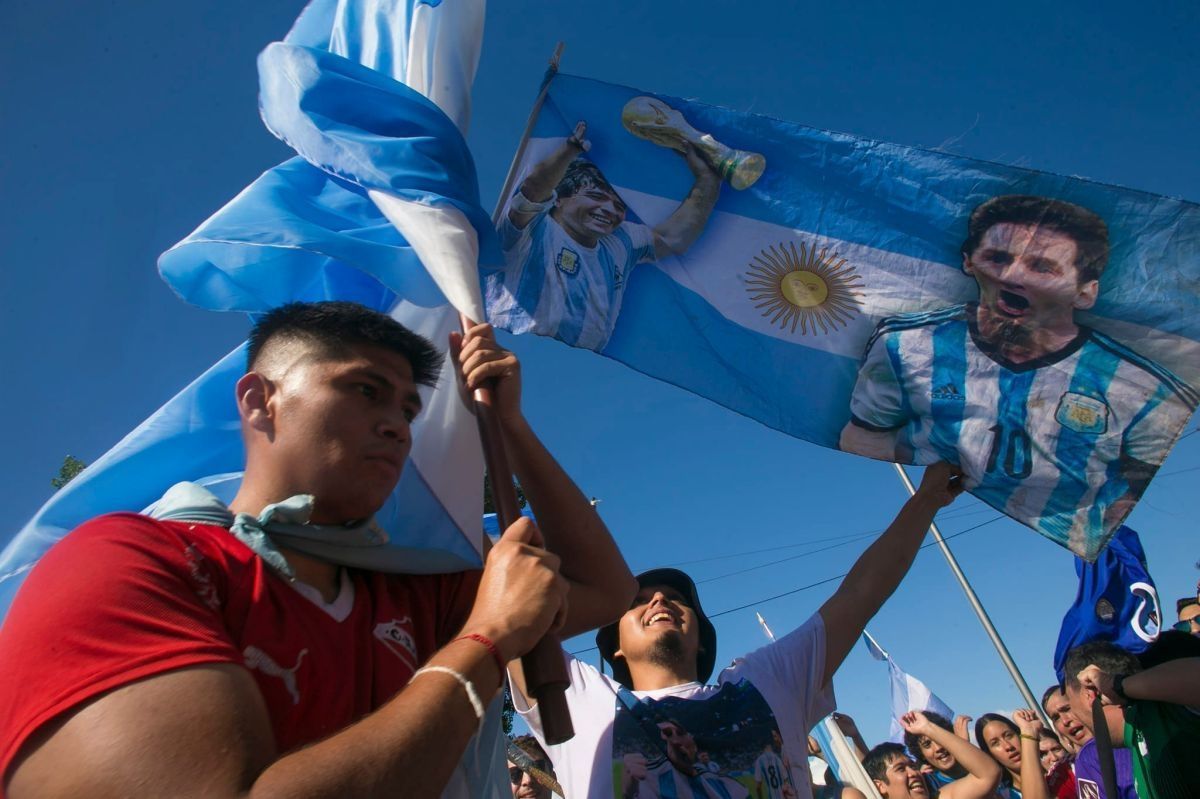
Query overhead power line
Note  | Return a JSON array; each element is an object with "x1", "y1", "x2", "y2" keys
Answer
[
  {"x1": 568, "y1": 511, "x2": 1003, "y2": 652},
  {"x1": 634, "y1": 501, "x2": 994, "y2": 573}
]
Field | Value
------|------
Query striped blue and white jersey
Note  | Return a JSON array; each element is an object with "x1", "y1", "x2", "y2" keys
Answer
[
  {"x1": 485, "y1": 208, "x2": 657, "y2": 352},
  {"x1": 847, "y1": 304, "x2": 1198, "y2": 551},
  {"x1": 635, "y1": 760, "x2": 751, "y2": 799},
  {"x1": 753, "y1": 750, "x2": 790, "y2": 799}
]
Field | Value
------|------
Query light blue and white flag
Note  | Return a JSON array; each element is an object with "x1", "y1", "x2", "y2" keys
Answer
[
  {"x1": 862, "y1": 630, "x2": 955, "y2": 743},
  {"x1": 3, "y1": 0, "x2": 507, "y2": 793},
  {"x1": 484, "y1": 73, "x2": 1200, "y2": 559},
  {"x1": 2, "y1": 0, "x2": 493, "y2": 603}
]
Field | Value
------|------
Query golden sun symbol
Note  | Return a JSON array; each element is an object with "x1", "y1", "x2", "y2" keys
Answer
[{"x1": 745, "y1": 241, "x2": 865, "y2": 335}]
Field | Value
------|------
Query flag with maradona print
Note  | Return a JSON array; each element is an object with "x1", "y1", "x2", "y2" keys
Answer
[{"x1": 484, "y1": 72, "x2": 1200, "y2": 559}]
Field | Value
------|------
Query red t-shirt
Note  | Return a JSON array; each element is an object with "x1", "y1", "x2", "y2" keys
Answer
[{"x1": 0, "y1": 513, "x2": 481, "y2": 783}]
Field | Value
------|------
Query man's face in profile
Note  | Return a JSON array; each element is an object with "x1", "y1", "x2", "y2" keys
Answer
[
  {"x1": 963, "y1": 222, "x2": 1099, "y2": 341},
  {"x1": 263, "y1": 342, "x2": 421, "y2": 523}
]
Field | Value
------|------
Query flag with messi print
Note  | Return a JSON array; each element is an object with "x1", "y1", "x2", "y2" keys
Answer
[{"x1": 484, "y1": 72, "x2": 1200, "y2": 559}]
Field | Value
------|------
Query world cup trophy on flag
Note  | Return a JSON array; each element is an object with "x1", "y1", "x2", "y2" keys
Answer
[{"x1": 621, "y1": 96, "x2": 766, "y2": 190}]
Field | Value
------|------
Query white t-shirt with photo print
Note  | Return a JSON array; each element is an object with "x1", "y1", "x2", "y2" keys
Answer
[{"x1": 513, "y1": 613, "x2": 835, "y2": 799}]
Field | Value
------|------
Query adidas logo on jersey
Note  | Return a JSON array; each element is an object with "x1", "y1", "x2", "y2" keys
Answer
[{"x1": 931, "y1": 383, "x2": 963, "y2": 401}]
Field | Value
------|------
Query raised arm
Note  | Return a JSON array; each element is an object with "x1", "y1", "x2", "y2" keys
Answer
[
  {"x1": 1009, "y1": 710, "x2": 1051, "y2": 799},
  {"x1": 832, "y1": 712, "x2": 870, "y2": 762},
  {"x1": 452, "y1": 322, "x2": 637, "y2": 638},
  {"x1": 818, "y1": 463, "x2": 963, "y2": 686},
  {"x1": 7, "y1": 521, "x2": 568, "y2": 799},
  {"x1": 900, "y1": 712, "x2": 1001, "y2": 799},
  {"x1": 651, "y1": 143, "x2": 722, "y2": 258},
  {"x1": 507, "y1": 121, "x2": 589, "y2": 230}
]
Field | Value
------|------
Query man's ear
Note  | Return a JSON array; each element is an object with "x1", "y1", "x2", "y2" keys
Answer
[
  {"x1": 236, "y1": 372, "x2": 276, "y2": 437},
  {"x1": 1073, "y1": 278, "x2": 1100, "y2": 311},
  {"x1": 961, "y1": 251, "x2": 975, "y2": 277},
  {"x1": 873, "y1": 778, "x2": 889, "y2": 797}
]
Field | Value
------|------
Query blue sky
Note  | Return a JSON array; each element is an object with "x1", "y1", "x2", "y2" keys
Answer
[{"x1": 2, "y1": 1, "x2": 1198, "y2": 746}]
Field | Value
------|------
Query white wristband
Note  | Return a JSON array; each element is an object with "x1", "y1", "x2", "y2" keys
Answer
[
  {"x1": 509, "y1": 189, "x2": 556, "y2": 214},
  {"x1": 410, "y1": 665, "x2": 485, "y2": 721}
]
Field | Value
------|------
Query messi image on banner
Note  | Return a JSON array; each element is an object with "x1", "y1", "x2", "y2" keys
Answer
[
  {"x1": 838, "y1": 195, "x2": 1196, "y2": 555},
  {"x1": 483, "y1": 73, "x2": 1200, "y2": 560}
]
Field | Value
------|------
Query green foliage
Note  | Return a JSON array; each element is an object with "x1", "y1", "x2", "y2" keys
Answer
[
  {"x1": 483, "y1": 473, "x2": 527, "y2": 514},
  {"x1": 51, "y1": 455, "x2": 87, "y2": 490},
  {"x1": 502, "y1": 684, "x2": 515, "y2": 736}
]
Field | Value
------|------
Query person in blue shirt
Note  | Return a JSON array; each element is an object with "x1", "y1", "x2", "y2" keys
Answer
[{"x1": 487, "y1": 120, "x2": 722, "y2": 352}]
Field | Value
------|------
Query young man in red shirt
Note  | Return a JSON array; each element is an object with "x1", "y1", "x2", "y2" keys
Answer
[{"x1": 0, "y1": 301, "x2": 635, "y2": 798}]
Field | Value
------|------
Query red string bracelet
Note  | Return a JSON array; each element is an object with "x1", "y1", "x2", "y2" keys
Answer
[{"x1": 455, "y1": 632, "x2": 506, "y2": 674}]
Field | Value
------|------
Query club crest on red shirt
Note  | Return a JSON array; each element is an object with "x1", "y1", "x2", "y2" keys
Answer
[{"x1": 373, "y1": 617, "x2": 419, "y2": 670}]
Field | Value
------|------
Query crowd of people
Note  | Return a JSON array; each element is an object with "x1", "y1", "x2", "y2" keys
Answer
[
  {"x1": 0, "y1": 300, "x2": 1195, "y2": 798},
  {"x1": 507, "y1": 598, "x2": 1200, "y2": 799}
]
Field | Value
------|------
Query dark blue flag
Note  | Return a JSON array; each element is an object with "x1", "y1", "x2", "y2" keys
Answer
[{"x1": 1054, "y1": 524, "x2": 1161, "y2": 682}]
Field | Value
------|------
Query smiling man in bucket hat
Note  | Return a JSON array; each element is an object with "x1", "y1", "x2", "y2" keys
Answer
[{"x1": 510, "y1": 463, "x2": 966, "y2": 799}]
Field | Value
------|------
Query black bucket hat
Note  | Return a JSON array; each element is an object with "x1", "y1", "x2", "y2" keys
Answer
[{"x1": 596, "y1": 567, "x2": 718, "y2": 687}]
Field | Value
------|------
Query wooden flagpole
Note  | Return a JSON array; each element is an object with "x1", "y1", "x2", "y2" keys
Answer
[{"x1": 466, "y1": 43, "x2": 574, "y2": 744}]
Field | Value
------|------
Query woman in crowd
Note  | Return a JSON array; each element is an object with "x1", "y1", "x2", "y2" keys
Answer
[
  {"x1": 1035, "y1": 729, "x2": 1068, "y2": 774},
  {"x1": 975, "y1": 710, "x2": 1071, "y2": 799},
  {"x1": 1036, "y1": 729, "x2": 1076, "y2": 798},
  {"x1": 903, "y1": 711, "x2": 968, "y2": 793}
]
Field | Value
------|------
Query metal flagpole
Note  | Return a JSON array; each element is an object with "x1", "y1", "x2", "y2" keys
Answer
[
  {"x1": 755, "y1": 612, "x2": 881, "y2": 799},
  {"x1": 892, "y1": 463, "x2": 1050, "y2": 725}
]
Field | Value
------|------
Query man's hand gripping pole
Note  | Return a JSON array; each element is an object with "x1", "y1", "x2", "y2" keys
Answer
[{"x1": 459, "y1": 313, "x2": 574, "y2": 744}]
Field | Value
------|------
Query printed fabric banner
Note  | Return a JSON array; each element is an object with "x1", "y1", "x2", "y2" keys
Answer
[{"x1": 484, "y1": 72, "x2": 1200, "y2": 559}]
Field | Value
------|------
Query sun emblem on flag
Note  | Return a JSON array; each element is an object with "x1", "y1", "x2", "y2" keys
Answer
[{"x1": 745, "y1": 241, "x2": 864, "y2": 334}]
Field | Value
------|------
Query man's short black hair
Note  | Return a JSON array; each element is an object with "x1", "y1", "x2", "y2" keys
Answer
[
  {"x1": 1041, "y1": 683, "x2": 1065, "y2": 711},
  {"x1": 555, "y1": 159, "x2": 622, "y2": 204},
  {"x1": 903, "y1": 711, "x2": 953, "y2": 765},
  {"x1": 1062, "y1": 640, "x2": 1141, "y2": 689},
  {"x1": 961, "y1": 195, "x2": 1110, "y2": 283},
  {"x1": 864, "y1": 742, "x2": 910, "y2": 783},
  {"x1": 246, "y1": 301, "x2": 441, "y2": 387},
  {"x1": 1177, "y1": 595, "x2": 1199, "y2": 615}
]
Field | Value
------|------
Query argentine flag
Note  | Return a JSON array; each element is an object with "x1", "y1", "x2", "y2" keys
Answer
[
  {"x1": 2, "y1": 0, "x2": 510, "y2": 794},
  {"x1": 485, "y1": 73, "x2": 1200, "y2": 559},
  {"x1": 2, "y1": 0, "x2": 495, "y2": 614},
  {"x1": 862, "y1": 630, "x2": 955, "y2": 744}
]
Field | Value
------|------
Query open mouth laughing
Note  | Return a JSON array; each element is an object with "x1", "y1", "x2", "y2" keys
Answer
[
  {"x1": 928, "y1": 750, "x2": 952, "y2": 769},
  {"x1": 643, "y1": 608, "x2": 679, "y2": 629}
]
